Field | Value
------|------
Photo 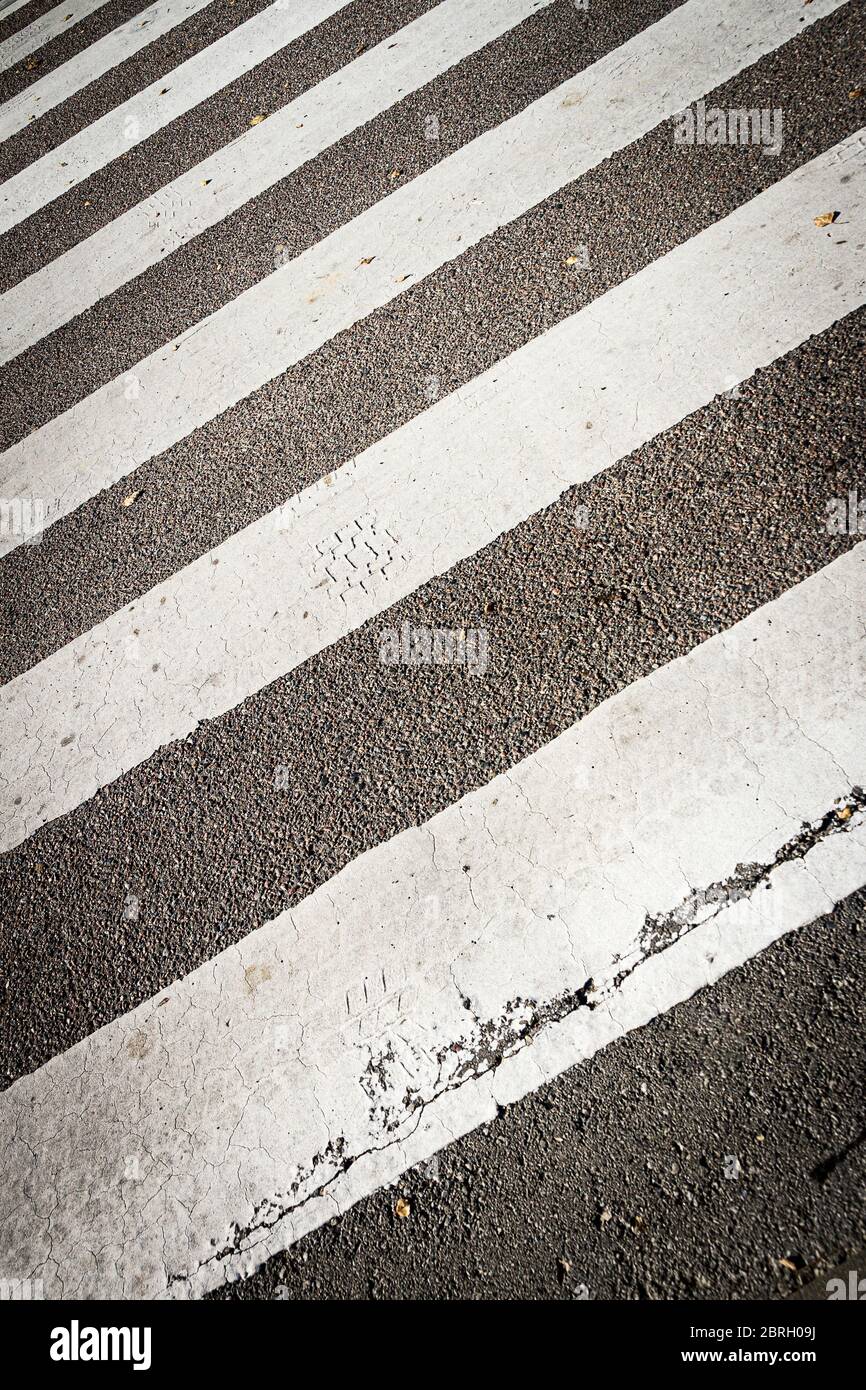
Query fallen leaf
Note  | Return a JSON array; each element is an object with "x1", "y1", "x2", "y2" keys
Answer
[
  {"x1": 396, "y1": 274, "x2": 412, "y2": 282},
  {"x1": 813, "y1": 210, "x2": 839, "y2": 227},
  {"x1": 849, "y1": 88, "x2": 863, "y2": 100},
  {"x1": 395, "y1": 1196, "x2": 410, "y2": 1219},
  {"x1": 564, "y1": 255, "x2": 580, "y2": 265},
  {"x1": 250, "y1": 114, "x2": 267, "y2": 126},
  {"x1": 836, "y1": 805, "x2": 853, "y2": 821},
  {"x1": 121, "y1": 491, "x2": 142, "y2": 508},
  {"x1": 201, "y1": 179, "x2": 212, "y2": 187},
  {"x1": 159, "y1": 88, "x2": 169, "y2": 95},
  {"x1": 388, "y1": 169, "x2": 402, "y2": 181},
  {"x1": 358, "y1": 256, "x2": 376, "y2": 266},
  {"x1": 779, "y1": 1258, "x2": 798, "y2": 1272}
]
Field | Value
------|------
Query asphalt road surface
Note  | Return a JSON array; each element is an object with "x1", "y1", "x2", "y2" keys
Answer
[{"x1": 0, "y1": 0, "x2": 864, "y2": 1304}]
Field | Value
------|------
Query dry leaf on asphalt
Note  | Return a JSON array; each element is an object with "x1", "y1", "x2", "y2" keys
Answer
[
  {"x1": 395, "y1": 1196, "x2": 410, "y2": 1219},
  {"x1": 250, "y1": 114, "x2": 266, "y2": 126},
  {"x1": 121, "y1": 491, "x2": 142, "y2": 508},
  {"x1": 813, "y1": 210, "x2": 839, "y2": 227}
]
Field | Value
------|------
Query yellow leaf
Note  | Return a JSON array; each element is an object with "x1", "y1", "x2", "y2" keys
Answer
[
  {"x1": 121, "y1": 491, "x2": 142, "y2": 508},
  {"x1": 813, "y1": 210, "x2": 839, "y2": 228},
  {"x1": 250, "y1": 114, "x2": 267, "y2": 126},
  {"x1": 836, "y1": 805, "x2": 853, "y2": 821},
  {"x1": 395, "y1": 1196, "x2": 410, "y2": 1219},
  {"x1": 358, "y1": 256, "x2": 376, "y2": 266},
  {"x1": 849, "y1": 88, "x2": 863, "y2": 100}
]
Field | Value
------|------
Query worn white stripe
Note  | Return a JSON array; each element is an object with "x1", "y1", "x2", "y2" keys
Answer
[
  {"x1": 0, "y1": 0, "x2": 845, "y2": 507},
  {"x1": 0, "y1": 0, "x2": 215, "y2": 142},
  {"x1": 1, "y1": 0, "x2": 553, "y2": 357},
  {"x1": 0, "y1": 0, "x2": 109, "y2": 75},
  {"x1": 2, "y1": 547, "x2": 864, "y2": 1299},
  {"x1": 2, "y1": 136, "x2": 863, "y2": 852},
  {"x1": 0, "y1": 0, "x2": 348, "y2": 230}
]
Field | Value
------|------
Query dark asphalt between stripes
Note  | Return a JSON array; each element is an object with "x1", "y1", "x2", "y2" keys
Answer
[
  {"x1": 1, "y1": 312, "x2": 863, "y2": 1087},
  {"x1": 0, "y1": 0, "x2": 281, "y2": 181},
  {"x1": 0, "y1": 0, "x2": 154, "y2": 105},
  {"x1": 208, "y1": 884, "x2": 866, "y2": 1301},
  {"x1": 1, "y1": 0, "x2": 861, "y2": 676}
]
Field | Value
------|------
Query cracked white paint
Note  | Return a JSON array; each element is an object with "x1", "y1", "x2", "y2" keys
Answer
[
  {"x1": 0, "y1": 0, "x2": 217, "y2": 143},
  {"x1": 2, "y1": 548, "x2": 864, "y2": 1298},
  {"x1": 2, "y1": 136, "x2": 864, "y2": 850},
  {"x1": 0, "y1": 0, "x2": 348, "y2": 232},
  {"x1": 0, "y1": 0, "x2": 553, "y2": 349},
  {"x1": 0, "y1": 0, "x2": 845, "y2": 521},
  {"x1": 0, "y1": 0, "x2": 110, "y2": 75}
]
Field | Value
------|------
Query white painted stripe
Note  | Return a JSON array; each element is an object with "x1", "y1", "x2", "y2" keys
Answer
[
  {"x1": 0, "y1": 0, "x2": 348, "y2": 229},
  {"x1": 1, "y1": 136, "x2": 863, "y2": 852},
  {"x1": 0, "y1": 0, "x2": 109, "y2": 75},
  {"x1": 0, "y1": 0, "x2": 36, "y2": 23},
  {"x1": 0, "y1": 0, "x2": 215, "y2": 142},
  {"x1": 0, "y1": 0, "x2": 845, "y2": 494},
  {"x1": 1, "y1": 0, "x2": 553, "y2": 356},
  {"x1": 2, "y1": 547, "x2": 864, "y2": 1299}
]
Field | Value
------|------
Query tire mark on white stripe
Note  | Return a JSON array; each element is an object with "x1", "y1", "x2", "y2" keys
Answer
[
  {"x1": 0, "y1": 0, "x2": 846, "y2": 503},
  {"x1": 2, "y1": 546, "x2": 864, "y2": 1298},
  {"x1": 0, "y1": 0, "x2": 215, "y2": 141},
  {"x1": 1, "y1": 136, "x2": 863, "y2": 851},
  {"x1": 0, "y1": 0, "x2": 349, "y2": 227},
  {"x1": 1, "y1": 0, "x2": 553, "y2": 354},
  {"x1": 0, "y1": 0, "x2": 109, "y2": 73}
]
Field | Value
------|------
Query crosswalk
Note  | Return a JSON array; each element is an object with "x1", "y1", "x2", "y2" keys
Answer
[
  {"x1": 0, "y1": 0, "x2": 863, "y2": 1300},
  {"x1": 0, "y1": 1, "x2": 116, "y2": 78}
]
